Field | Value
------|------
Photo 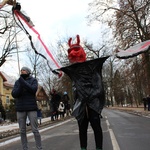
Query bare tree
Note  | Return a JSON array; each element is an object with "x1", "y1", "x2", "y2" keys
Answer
[
  {"x1": 0, "y1": 10, "x2": 21, "y2": 66},
  {"x1": 113, "y1": 70, "x2": 125, "y2": 106},
  {"x1": 87, "y1": 0, "x2": 150, "y2": 101},
  {"x1": 87, "y1": 0, "x2": 150, "y2": 47}
]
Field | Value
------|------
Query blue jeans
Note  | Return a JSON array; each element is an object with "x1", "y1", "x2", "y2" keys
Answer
[{"x1": 17, "y1": 111, "x2": 43, "y2": 150}]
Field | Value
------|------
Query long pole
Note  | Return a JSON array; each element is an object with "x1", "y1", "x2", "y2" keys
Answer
[{"x1": 14, "y1": 20, "x2": 20, "y2": 74}]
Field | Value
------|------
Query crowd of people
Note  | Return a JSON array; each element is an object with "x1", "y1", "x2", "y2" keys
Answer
[{"x1": 49, "y1": 90, "x2": 71, "y2": 121}]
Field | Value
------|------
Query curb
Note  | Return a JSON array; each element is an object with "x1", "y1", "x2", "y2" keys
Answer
[
  {"x1": 108, "y1": 107, "x2": 150, "y2": 118},
  {"x1": 0, "y1": 117, "x2": 72, "y2": 140}
]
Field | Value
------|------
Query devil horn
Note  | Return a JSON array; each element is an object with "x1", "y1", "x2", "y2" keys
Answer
[
  {"x1": 76, "y1": 35, "x2": 80, "y2": 45},
  {"x1": 68, "y1": 38, "x2": 72, "y2": 47}
]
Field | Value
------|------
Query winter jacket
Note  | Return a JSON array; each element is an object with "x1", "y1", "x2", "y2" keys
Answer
[
  {"x1": 59, "y1": 56, "x2": 109, "y2": 121},
  {"x1": 11, "y1": 75, "x2": 38, "y2": 112},
  {"x1": 50, "y1": 93, "x2": 61, "y2": 112},
  {"x1": 58, "y1": 102, "x2": 65, "y2": 112}
]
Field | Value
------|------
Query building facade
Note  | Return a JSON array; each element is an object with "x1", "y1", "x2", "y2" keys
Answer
[{"x1": 0, "y1": 71, "x2": 14, "y2": 109}]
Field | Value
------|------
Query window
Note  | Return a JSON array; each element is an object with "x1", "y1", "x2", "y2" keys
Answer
[{"x1": 6, "y1": 96, "x2": 10, "y2": 104}]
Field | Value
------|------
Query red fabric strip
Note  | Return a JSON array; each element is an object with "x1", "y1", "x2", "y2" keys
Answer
[{"x1": 14, "y1": 10, "x2": 61, "y2": 69}]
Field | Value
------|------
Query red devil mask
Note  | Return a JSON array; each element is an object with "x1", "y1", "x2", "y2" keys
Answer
[{"x1": 68, "y1": 35, "x2": 86, "y2": 63}]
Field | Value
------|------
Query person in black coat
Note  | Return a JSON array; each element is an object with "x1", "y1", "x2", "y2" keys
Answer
[
  {"x1": 50, "y1": 89, "x2": 61, "y2": 120},
  {"x1": 62, "y1": 92, "x2": 70, "y2": 116},
  {"x1": 57, "y1": 35, "x2": 108, "y2": 150},
  {"x1": 147, "y1": 95, "x2": 150, "y2": 111},
  {"x1": 142, "y1": 97, "x2": 147, "y2": 110},
  {"x1": 11, "y1": 67, "x2": 43, "y2": 150},
  {"x1": 60, "y1": 57, "x2": 108, "y2": 150}
]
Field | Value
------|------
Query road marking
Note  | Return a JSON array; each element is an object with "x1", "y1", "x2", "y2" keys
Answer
[
  {"x1": 0, "y1": 119, "x2": 73, "y2": 147},
  {"x1": 106, "y1": 119, "x2": 120, "y2": 150}
]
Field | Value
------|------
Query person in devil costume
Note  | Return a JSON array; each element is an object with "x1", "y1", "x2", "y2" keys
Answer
[{"x1": 57, "y1": 35, "x2": 109, "y2": 150}]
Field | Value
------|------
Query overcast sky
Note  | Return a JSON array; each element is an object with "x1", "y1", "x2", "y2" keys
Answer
[
  {"x1": 20, "y1": 0, "x2": 101, "y2": 42},
  {"x1": 0, "y1": 0, "x2": 105, "y2": 77}
]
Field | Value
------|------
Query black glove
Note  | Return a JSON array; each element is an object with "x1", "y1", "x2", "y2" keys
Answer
[{"x1": 12, "y1": 2, "x2": 21, "y2": 12}]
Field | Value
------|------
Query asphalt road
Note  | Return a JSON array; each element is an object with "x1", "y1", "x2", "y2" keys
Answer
[
  {"x1": 103, "y1": 108, "x2": 150, "y2": 150},
  {"x1": 1, "y1": 108, "x2": 150, "y2": 150},
  {"x1": 0, "y1": 115, "x2": 112, "y2": 150}
]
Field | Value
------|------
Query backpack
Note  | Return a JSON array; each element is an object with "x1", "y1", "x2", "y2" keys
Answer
[{"x1": 58, "y1": 102, "x2": 64, "y2": 112}]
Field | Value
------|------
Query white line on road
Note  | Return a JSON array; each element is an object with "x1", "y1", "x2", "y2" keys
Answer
[
  {"x1": 0, "y1": 119, "x2": 73, "y2": 147},
  {"x1": 106, "y1": 119, "x2": 120, "y2": 150}
]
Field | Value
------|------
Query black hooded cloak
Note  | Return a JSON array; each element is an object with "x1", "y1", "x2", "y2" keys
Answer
[{"x1": 59, "y1": 56, "x2": 109, "y2": 121}]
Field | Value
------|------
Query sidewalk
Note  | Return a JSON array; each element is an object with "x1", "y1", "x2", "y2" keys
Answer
[
  {"x1": 107, "y1": 106, "x2": 150, "y2": 117},
  {"x1": 0, "y1": 116, "x2": 71, "y2": 139}
]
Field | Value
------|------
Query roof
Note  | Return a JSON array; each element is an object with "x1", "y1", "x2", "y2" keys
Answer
[
  {"x1": 3, "y1": 82, "x2": 14, "y2": 88},
  {"x1": 0, "y1": 71, "x2": 16, "y2": 87},
  {"x1": 36, "y1": 85, "x2": 49, "y2": 100},
  {"x1": 0, "y1": 72, "x2": 7, "y2": 81}
]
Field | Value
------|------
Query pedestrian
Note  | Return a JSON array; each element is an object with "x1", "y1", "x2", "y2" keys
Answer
[
  {"x1": 11, "y1": 66, "x2": 43, "y2": 150},
  {"x1": 57, "y1": 35, "x2": 108, "y2": 150},
  {"x1": 50, "y1": 89, "x2": 61, "y2": 121},
  {"x1": 142, "y1": 97, "x2": 147, "y2": 111},
  {"x1": 49, "y1": 99, "x2": 55, "y2": 121},
  {"x1": 0, "y1": 99, "x2": 6, "y2": 121},
  {"x1": 147, "y1": 95, "x2": 150, "y2": 111},
  {"x1": 37, "y1": 100, "x2": 42, "y2": 125},
  {"x1": 58, "y1": 101, "x2": 65, "y2": 119},
  {"x1": 62, "y1": 91, "x2": 70, "y2": 116}
]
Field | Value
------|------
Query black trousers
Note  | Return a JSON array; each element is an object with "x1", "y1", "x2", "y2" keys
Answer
[{"x1": 77, "y1": 107, "x2": 103, "y2": 149}]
